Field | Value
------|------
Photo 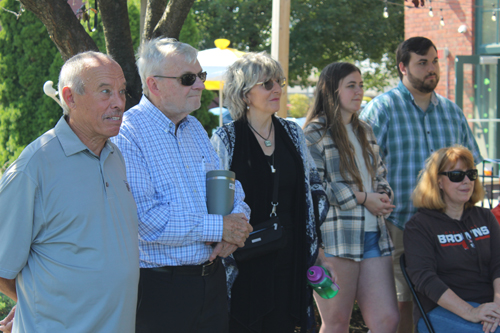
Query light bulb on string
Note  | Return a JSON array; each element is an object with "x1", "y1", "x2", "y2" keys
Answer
[
  {"x1": 429, "y1": 7, "x2": 434, "y2": 17},
  {"x1": 440, "y1": 9, "x2": 445, "y2": 26},
  {"x1": 383, "y1": 7, "x2": 389, "y2": 18}
]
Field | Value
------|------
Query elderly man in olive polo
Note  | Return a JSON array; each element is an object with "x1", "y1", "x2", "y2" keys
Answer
[{"x1": 0, "y1": 51, "x2": 140, "y2": 333}]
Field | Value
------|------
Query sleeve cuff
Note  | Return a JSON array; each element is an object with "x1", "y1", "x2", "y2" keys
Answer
[
  {"x1": 202, "y1": 214, "x2": 224, "y2": 243},
  {"x1": 0, "y1": 268, "x2": 19, "y2": 280}
]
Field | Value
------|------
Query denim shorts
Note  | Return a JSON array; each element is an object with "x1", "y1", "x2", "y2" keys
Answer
[
  {"x1": 363, "y1": 231, "x2": 382, "y2": 259},
  {"x1": 325, "y1": 231, "x2": 381, "y2": 259}
]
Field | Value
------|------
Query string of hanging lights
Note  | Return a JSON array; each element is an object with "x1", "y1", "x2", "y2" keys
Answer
[{"x1": 381, "y1": 0, "x2": 499, "y2": 29}]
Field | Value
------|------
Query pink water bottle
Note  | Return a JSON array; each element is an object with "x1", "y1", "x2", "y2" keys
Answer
[{"x1": 307, "y1": 266, "x2": 339, "y2": 299}]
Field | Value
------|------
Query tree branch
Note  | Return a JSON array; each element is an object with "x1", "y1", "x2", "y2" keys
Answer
[
  {"x1": 98, "y1": 0, "x2": 141, "y2": 106},
  {"x1": 19, "y1": 0, "x2": 98, "y2": 60},
  {"x1": 1, "y1": 0, "x2": 24, "y2": 20},
  {"x1": 143, "y1": 0, "x2": 168, "y2": 41},
  {"x1": 153, "y1": 0, "x2": 195, "y2": 40}
]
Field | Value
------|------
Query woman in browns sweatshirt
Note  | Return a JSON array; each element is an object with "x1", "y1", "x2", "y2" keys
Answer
[{"x1": 404, "y1": 146, "x2": 500, "y2": 333}]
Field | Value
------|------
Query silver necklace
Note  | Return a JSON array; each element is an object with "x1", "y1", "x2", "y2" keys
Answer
[{"x1": 248, "y1": 121, "x2": 273, "y2": 147}]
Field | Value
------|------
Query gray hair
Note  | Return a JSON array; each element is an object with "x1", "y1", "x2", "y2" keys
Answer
[
  {"x1": 136, "y1": 37, "x2": 198, "y2": 96},
  {"x1": 223, "y1": 52, "x2": 284, "y2": 120},
  {"x1": 58, "y1": 51, "x2": 115, "y2": 115}
]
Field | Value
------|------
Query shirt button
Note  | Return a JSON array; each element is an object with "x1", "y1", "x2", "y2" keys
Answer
[
  {"x1": 106, "y1": 182, "x2": 109, "y2": 187},
  {"x1": 186, "y1": 165, "x2": 189, "y2": 169},
  {"x1": 169, "y1": 123, "x2": 173, "y2": 128},
  {"x1": 427, "y1": 131, "x2": 430, "y2": 134}
]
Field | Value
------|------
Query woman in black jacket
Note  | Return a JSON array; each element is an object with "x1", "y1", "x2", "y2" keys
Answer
[{"x1": 211, "y1": 52, "x2": 332, "y2": 333}]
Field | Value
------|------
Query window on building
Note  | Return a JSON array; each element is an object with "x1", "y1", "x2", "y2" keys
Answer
[{"x1": 479, "y1": 0, "x2": 500, "y2": 52}]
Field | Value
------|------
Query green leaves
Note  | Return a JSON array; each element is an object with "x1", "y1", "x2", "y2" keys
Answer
[
  {"x1": 194, "y1": 0, "x2": 272, "y2": 51},
  {"x1": 0, "y1": 0, "x2": 63, "y2": 169},
  {"x1": 288, "y1": 0, "x2": 403, "y2": 87},
  {"x1": 193, "y1": 0, "x2": 404, "y2": 89}
]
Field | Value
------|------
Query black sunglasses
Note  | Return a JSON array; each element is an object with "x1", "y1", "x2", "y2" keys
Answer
[
  {"x1": 256, "y1": 77, "x2": 287, "y2": 91},
  {"x1": 154, "y1": 71, "x2": 207, "y2": 86},
  {"x1": 438, "y1": 169, "x2": 478, "y2": 182}
]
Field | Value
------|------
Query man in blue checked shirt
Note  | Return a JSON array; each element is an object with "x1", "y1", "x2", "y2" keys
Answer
[
  {"x1": 112, "y1": 38, "x2": 252, "y2": 333},
  {"x1": 360, "y1": 37, "x2": 482, "y2": 333}
]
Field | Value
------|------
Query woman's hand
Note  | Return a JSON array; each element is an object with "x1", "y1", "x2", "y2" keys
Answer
[
  {"x1": 437, "y1": 289, "x2": 500, "y2": 331},
  {"x1": 362, "y1": 192, "x2": 395, "y2": 217},
  {"x1": 464, "y1": 302, "x2": 500, "y2": 325},
  {"x1": 482, "y1": 314, "x2": 500, "y2": 333}
]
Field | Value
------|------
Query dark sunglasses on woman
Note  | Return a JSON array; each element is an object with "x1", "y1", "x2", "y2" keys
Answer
[
  {"x1": 154, "y1": 71, "x2": 207, "y2": 86},
  {"x1": 438, "y1": 169, "x2": 478, "y2": 182},
  {"x1": 256, "y1": 77, "x2": 287, "y2": 91}
]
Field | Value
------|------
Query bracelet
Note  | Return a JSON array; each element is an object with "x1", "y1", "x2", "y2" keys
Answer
[{"x1": 361, "y1": 192, "x2": 368, "y2": 205}]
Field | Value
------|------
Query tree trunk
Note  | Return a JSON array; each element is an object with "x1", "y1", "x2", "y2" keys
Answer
[
  {"x1": 143, "y1": 0, "x2": 168, "y2": 41},
  {"x1": 19, "y1": 0, "x2": 195, "y2": 109},
  {"x1": 99, "y1": 0, "x2": 141, "y2": 106},
  {"x1": 152, "y1": 0, "x2": 195, "y2": 39},
  {"x1": 140, "y1": 0, "x2": 147, "y2": 38},
  {"x1": 18, "y1": 0, "x2": 98, "y2": 60}
]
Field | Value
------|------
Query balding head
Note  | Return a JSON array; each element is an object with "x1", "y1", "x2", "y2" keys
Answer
[{"x1": 58, "y1": 51, "x2": 118, "y2": 115}]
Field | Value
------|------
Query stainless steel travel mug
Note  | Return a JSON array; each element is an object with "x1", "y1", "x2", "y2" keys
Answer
[{"x1": 206, "y1": 170, "x2": 235, "y2": 215}]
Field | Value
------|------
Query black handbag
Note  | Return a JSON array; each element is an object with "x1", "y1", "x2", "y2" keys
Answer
[{"x1": 233, "y1": 163, "x2": 286, "y2": 261}]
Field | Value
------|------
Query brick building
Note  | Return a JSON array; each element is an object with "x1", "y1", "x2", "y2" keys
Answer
[{"x1": 404, "y1": 0, "x2": 500, "y2": 160}]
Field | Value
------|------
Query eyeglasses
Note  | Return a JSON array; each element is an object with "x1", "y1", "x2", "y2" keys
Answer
[
  {"x1": 154, "y1": 71, "x2": 207, "y2": 86},
  {"x1": 255, "y1": 78, "x2": 287, "y2": 91},
  {"x1": 438, "y1": 169, "x2": 478, "y2": 182}
]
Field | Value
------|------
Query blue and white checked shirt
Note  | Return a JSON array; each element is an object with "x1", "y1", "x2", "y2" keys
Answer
[
  {"x1": 360, "y1": 81, "x2": 482, "y2": 230},
  {"x1": 112, "y1": 96, "x2": 250, "y2": 267}
]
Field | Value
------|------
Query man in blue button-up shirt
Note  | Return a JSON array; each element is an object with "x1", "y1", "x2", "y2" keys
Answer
[
  {"x1": 112, "y1": 38, "x2": 252, "y2": 333},
  {"x1": 360, "y1": 37, "x2": 482, "y2": 333}
]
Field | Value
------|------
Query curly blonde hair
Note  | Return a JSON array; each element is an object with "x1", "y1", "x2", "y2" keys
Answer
[{"x1": 223, "y1": 52, "x2": 284, "y2": 120}]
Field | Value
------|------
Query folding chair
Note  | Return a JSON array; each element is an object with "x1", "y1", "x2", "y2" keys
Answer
[
  {"x1": 400, "y1": 253, "x2": 436, "y2": 333},
  {"x1": 481, "y1": 159, "x2": 500, "y2": 209}
]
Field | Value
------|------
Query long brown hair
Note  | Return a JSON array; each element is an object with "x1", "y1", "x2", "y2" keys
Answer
[{"x1": 304, "y1": 62, "x2": 376, "y2": 191}]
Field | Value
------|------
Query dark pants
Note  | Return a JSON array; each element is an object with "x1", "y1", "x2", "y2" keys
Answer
[
  {"x1": 229, "y1": 306, "x2": 296, "y2": 333},
  {"x1": 136, "y1": 259, "x2": 228, "y2": 333},
  {"x1": 229, "y1": 227, "x2": 298, "y2": 333}
]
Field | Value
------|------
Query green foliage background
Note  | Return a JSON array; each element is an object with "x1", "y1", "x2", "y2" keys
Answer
[
  {"x1": 179, "y1": 9, "x2": 217, "y2": 134},
  {"x1": 193, "y1": 0, "x2": 404, "y2": 89},
  {"x1": 0, "y1": 294, "x2": 14, "y2": 318},
  {"x1": 288, "y1": 94, "x2": 310, "y2": 118},
  {"x1": 0, "y1": 0, "x2": 65, "y2": 169},
  {"x1": 0, "y1": 0, "x2": 216, "y2": 171}
]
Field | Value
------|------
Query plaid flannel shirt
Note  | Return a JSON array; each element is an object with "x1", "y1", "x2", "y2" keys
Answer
[
  {"x1": 360, "y1": 81, "x2": 482, "y2": 230},
  {"x1": 304, "y1": 117, "x2": 394, "y2": 261}
]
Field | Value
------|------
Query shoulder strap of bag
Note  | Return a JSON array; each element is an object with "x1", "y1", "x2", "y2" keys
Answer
[{"x1": 270, "y1": 161, "x2": 279, "y2": 217}]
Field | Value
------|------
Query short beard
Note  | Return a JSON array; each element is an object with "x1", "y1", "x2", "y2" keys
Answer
[{"x1": 408, "y1": 71, "x2": 439, "y2": 94}]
